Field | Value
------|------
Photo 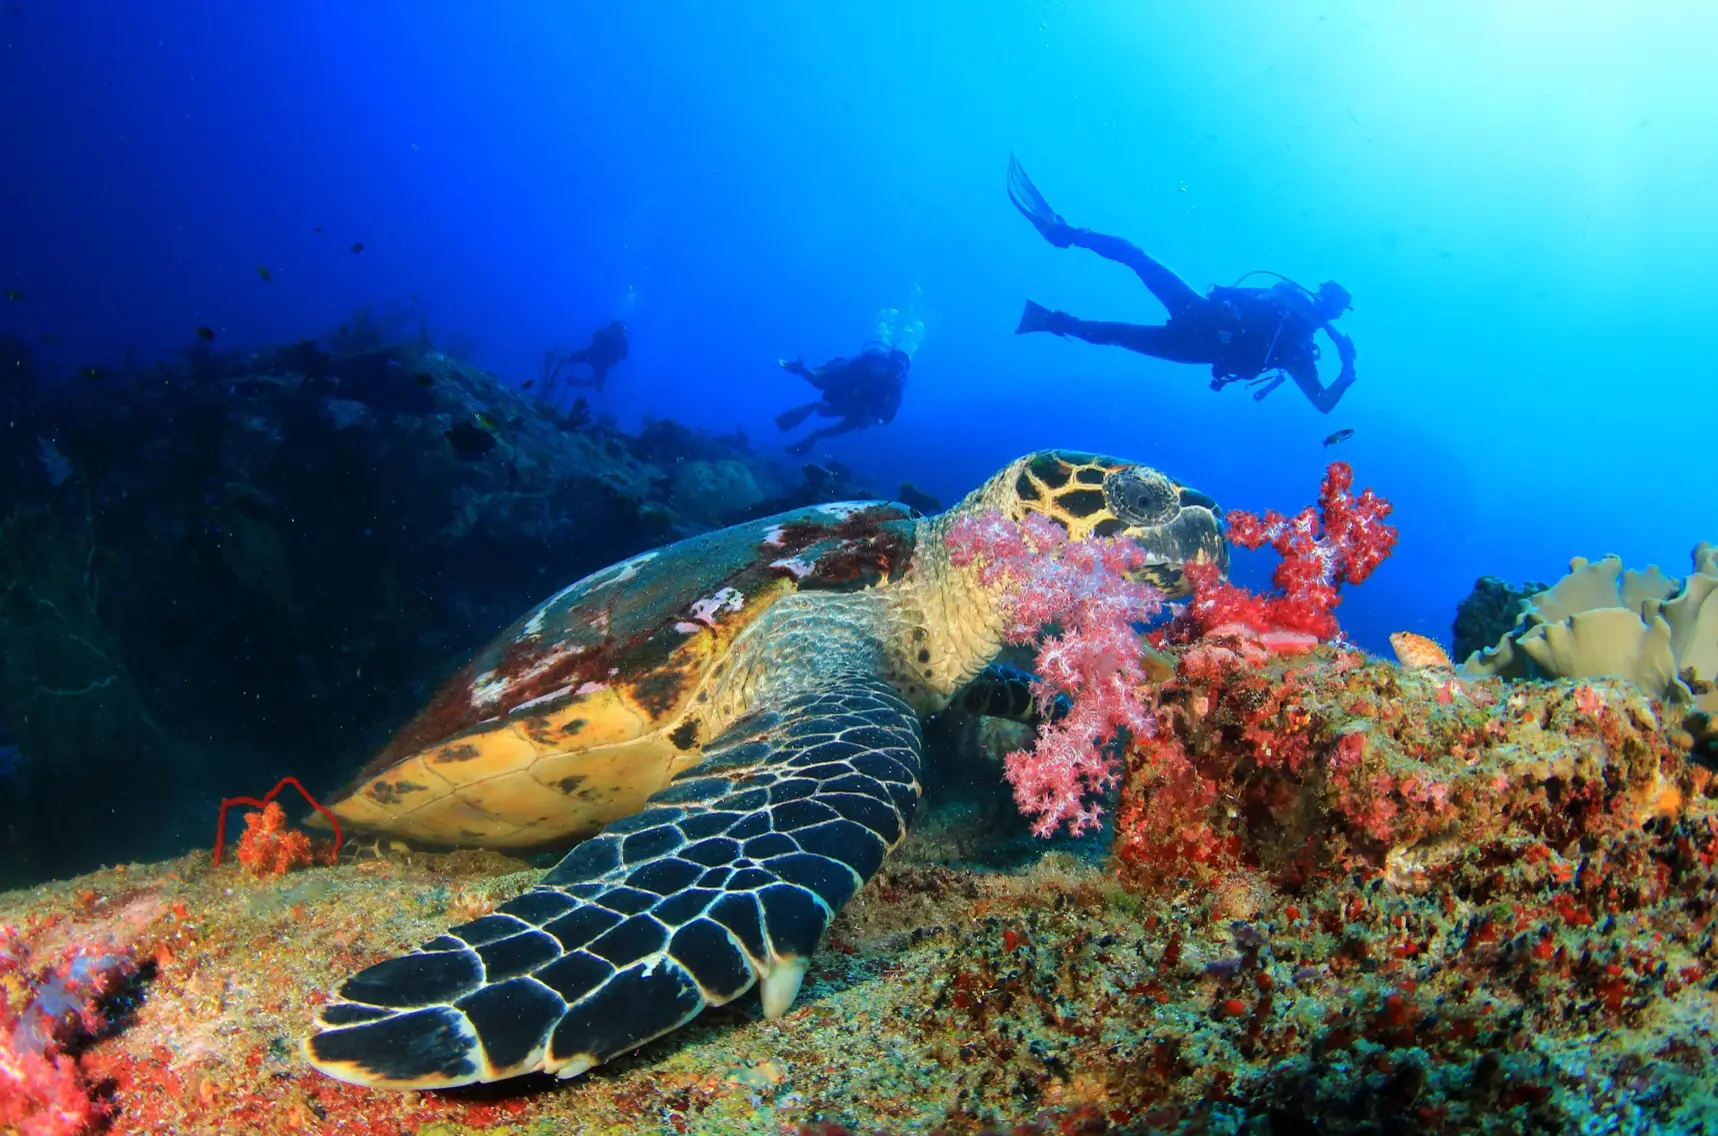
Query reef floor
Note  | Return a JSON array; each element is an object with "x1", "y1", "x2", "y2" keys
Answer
[{"x1": 4, "y1": 656, "x2": 1718, "y2": 1135}]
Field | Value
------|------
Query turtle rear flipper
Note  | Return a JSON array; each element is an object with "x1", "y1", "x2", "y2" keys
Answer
[{"x1": 303, "y1": 674, "x2": 923, "y2": 1090}]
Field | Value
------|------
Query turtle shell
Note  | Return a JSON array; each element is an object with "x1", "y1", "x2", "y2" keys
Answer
[{"x1": 325, "y1": 501, "x2": 918, "y2": 848}]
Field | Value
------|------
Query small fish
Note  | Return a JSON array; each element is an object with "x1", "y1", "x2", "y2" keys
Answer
[
  {"x1": 474, "y1": 411, "x2": 501, "y2": 432},
  {"x1": 79, "y1": 365, "x2": 105, "y2": 379},
  {"x1": 1390, "y1": 631, "x2": 1453, "y2": 671},
  {"x1": 1323, "y1": 429, "x2": 1354, "y2": 447},
  {"x1": 444, "y1": 420, "x2": 497, "y2": 458},
  {"x1": 313, "y1": 226, "x2": 324, "y2": 233},
  {"x1": 349, "y1": 242, "x2": 365, "y2": 254},
  {"x1": 3, "y1": 290, "x2": 22, "y2": 302},
  {"x1": 413, "y1": 372, "x2": 433, "y2": 387},
  {"x1": 257, "y1": 266, "x2": 273, "y2": 283},
  {"x1": 521, "y1": 379, "x2": 534, "y2": 390},
  {"x1": 35, "y1": 332, "x2": 59, "y2": 344},
  {"x1": 196, "y1": 326, "x2": 215, "y2": 341}
]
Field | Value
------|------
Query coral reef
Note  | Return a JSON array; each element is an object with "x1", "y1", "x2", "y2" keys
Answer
[
  {"x1": 1, "y1": 917, "x2": 139, "y2": 1134},
  {"x1": 0, "y1": 654, "x2": 1713, "y2": 1134},
  {"x1": 1452, "y1": 574, "x2": 1546, "y2": 663},
  {"x1": 1675, "y1": 676, "x2": 1718, "y2": 768},
  {"x1": 939, "y1": 463, "x2": 1396, "y2": 842},
  {"x1": 1113, "y1": 649, "x2": 1693, "y2": 891},
  {"x1": 1461, "y1": 544, "x2": 1717, "y2": 713},
  {"x1": 5, "y1": 342, "x2": 1713, "y2": 1131}
]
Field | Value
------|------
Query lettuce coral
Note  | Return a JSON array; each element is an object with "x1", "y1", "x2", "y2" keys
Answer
[{"x1": 1462, "y1": 542, "x2": 1717, "y2": 710}]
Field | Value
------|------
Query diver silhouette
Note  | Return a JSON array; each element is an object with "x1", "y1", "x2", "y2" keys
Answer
[
  {"x1": 1008, "y1": 156, "x2": 1357, "y2": 414},
  {"x1": 555, "y1": 320, "x2": 629, "y2": 392},
  {"x1": 775, "y1": 345, "x2": 908, "y2": 455}
]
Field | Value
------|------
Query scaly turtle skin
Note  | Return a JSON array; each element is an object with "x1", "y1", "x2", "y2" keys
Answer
[{"x1": 304, "y1": 450, "x2": 1225, "y2": 1090}]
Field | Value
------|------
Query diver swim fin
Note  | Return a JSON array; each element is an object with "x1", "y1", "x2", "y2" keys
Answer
[
  {"x1": 1015, "y1": 299, "x2": 1057, "y2": 336},
  {"x1": 1007, "y1": 155, "x2": 1072, "y2": 247},
  {"x1": 775, "y1": 403, "x2": 820, "y2": 431}
]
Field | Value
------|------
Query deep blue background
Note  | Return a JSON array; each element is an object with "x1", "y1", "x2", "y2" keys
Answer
[{"x1": 3, "y1": 1, "x2": 1715, "y2": 656}]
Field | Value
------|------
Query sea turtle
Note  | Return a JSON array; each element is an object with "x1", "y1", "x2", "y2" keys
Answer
[{"x1": 304, "y1": 449, "x2": 1226, "y2": 1089}]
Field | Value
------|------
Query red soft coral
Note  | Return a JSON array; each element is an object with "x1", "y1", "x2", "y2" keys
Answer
[
  {"x1": 1176, "y1": 461, "x2": 1396, "y2": 649},
  {"x1": 0, "y1": 1045, "x2": 101, "y2": 1136},
  {"x1": 1, "y1": 926, "x2": 136, "y2": 1136},
  {"x1": 948, "y1": 512, "x2": 1162, "y2": 837}
]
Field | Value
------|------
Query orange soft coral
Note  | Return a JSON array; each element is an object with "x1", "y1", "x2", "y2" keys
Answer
[
  {"x1": 213, "y1": 776, "x2": 341, "y2": 874},
  {"x1": 233, "y1": 801, "x2": 315, "y2": 877}
]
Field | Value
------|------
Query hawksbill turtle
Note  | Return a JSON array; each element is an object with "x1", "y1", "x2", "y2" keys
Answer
[{"x1": 304, "y1": 449, "x2": 1226, "y2": 1089}]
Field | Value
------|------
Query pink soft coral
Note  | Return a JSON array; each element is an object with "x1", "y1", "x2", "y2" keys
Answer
[
  {"x1": 1, "y1": 925, "x2": 136, "y2": 1136},
  {"x1": 1174, "y1": 461, "x2": 1396, "y2": 650},
  {"x1": 948, "y1": 512, "x2": 1162, "y2": 837}
]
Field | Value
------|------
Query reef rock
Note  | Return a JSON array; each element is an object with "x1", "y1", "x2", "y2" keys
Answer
[
  {"x1": 0, "y1": 333, "x2": 837, "y2": 886},
  {"x1": 1451, "y1": 573, "x2": 1545, "y2": 662}
]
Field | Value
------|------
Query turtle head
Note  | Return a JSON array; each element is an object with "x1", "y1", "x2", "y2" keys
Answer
[{"x1": 992, "y1": 450, "x2": 1228, "y2": 597}]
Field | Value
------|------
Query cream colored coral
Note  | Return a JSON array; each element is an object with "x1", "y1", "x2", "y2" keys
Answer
[{"x1": 1461, "y1": 542, "x2": 1717, "y2": 709}]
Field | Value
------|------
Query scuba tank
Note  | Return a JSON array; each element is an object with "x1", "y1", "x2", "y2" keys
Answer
[{"x1": 1209, "y1": 270, "x2": 1307, "y2": 386}]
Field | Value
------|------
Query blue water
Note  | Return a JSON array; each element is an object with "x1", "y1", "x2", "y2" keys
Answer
[{"x1": 3, "y1": 1, "x2": 1715, "y2": 656}]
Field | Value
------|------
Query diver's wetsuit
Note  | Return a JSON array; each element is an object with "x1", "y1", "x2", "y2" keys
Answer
[
  {"x1": 775, "y1": 347, "x2": 907, "y2": 455},
  {"x1": 562, "y1": 320, "x2": 628, "y2": 391},
  {"x1": 1010, "y1": 158, "x2": 1357, "y2": 414}
]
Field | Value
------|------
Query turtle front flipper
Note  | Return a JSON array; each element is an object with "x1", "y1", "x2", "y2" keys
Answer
[{"x1": 303, "y1": 673, "x2": 923, "y2": 1090}]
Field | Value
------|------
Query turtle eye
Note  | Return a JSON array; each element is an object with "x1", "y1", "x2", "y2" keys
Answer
[{"x1": 1103, "y1": 467, "x2": 1178, "y2": 527}]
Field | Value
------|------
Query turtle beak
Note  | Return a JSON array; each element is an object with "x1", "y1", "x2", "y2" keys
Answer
[{"x1": 1120, "y1": 485, "x2": 1229, "y2": 599}]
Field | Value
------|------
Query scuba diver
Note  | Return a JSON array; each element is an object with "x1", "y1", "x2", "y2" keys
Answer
[
  {"x1": 1007, "y1": 156, "x2": 1358, "y2": 414},
  {"x1": 554, "y1": 319, "x2": 629, "y2": 392},
  {"x1": 774, "y1": 344, "x2": 909, "y2": 455}
]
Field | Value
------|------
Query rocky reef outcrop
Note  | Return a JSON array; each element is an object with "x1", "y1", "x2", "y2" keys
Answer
[
  {"x1": 0, "y1": 333, "x2": 877, "y2": 886},
  {"x1": 1451, "y1": 573, "x2": 1546, "y2": 663}
]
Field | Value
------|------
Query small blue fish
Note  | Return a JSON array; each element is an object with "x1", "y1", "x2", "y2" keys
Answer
[{"x1": 1323, "y1": 428, "x2": 1355, "y2": 448}]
